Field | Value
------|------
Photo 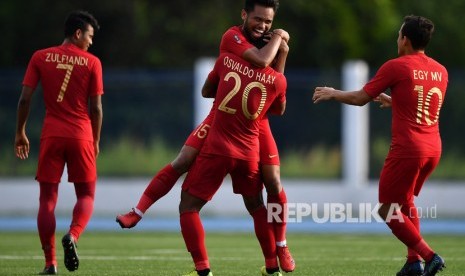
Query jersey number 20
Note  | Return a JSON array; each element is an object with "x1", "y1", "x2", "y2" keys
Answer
[{"x1": 218, "y1": 72, "x2": 267, "y2": 120}]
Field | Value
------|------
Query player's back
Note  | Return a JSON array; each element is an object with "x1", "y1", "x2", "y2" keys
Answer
[
  {"x1": 203, "y1": 53, "x2": 286, "y2": 161},
  {"x1": 390, "y1": 53, "x2": 447, "y2": 157},
  {"x1": 23, "y1": 43, "x2": 103, "y2": 141}
]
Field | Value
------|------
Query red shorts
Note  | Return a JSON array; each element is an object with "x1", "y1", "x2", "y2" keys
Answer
[
  {"x1": 36, "y1": 137, "x2": 96, "y2": 183},
  {"x1": 259, "y1": 117, "x2": 280, "y2": 166},
  {"x1": 378, "y1": 156, "x2": 440, "y2": 204},
  {"x1": 184, "y1": 113, "x2": 214, "y2": 150},
  {"x1": 182, "y1": 153, "x2": 263, "y2": 201},
  {"x1": 185, "y1": 114, "x2": 279, "y2": 166}
]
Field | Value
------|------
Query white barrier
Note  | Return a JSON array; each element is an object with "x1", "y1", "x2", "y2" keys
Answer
[{"x1": 1, "y1": 178, "x2": 464, "y2": 218}]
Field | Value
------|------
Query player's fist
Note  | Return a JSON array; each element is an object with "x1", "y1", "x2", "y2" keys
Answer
[{"x1": 273, "y1": 29, "x2": 290, "y2": 43}]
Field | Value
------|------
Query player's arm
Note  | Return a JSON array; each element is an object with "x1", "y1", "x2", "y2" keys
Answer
[
  {"x1": 268, "y1": 75, "x2": 287, "y2": 116},
  {"x1": 312, "y1": 87, "x2": 372, "y2": 106},
  {"x1": 201, "y1": 77, "x2": 218, "y2": 98},
  {"x1": 268, "y1": 99, "x2": 286, "y2": 116},
  {"x1": 242, "y1": 29, "x2": 289, "y2": 68},
  {"x1": 15, "y1": 85, "x2": 34, "y2": 159},
  {"x1": 202, "y1": 65, "x2": 220, "y2": 98},
  {"x1": 272, "y1": 39, "x2": 289, "y2": 74},
  {"x1": 89, "y1": 95, "x2": 103, "y2": 157},
  {"x1": 373, "y1": 92, "x2": 392, "y2": 108}
]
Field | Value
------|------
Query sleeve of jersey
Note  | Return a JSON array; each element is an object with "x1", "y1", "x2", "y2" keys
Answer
[
  {"x1": 22, "y1": 52, "x2": 41, "y2": 90},
  {"x1": 207, "y1": 67, "x2": 220, "y2": 84},
  {"x1": 89, "y1": 58, "x2": 104, "y2": 96},
  {"x1": 275, "y1": 74, "x2": 287, "y2": 103},
  {"x1": 267, "y1": 75, "x2": 286, "y2": 115},
  {"x1": 363, "y1": 61, "x2": 396, "y2": 98},
  {"x1": 220, "y1": 29, "x2": 254, "y2": 57}
]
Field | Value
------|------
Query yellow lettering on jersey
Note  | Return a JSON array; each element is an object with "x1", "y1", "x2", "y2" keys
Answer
[
  {"x1": 223, "y1": 56, "x2": 255, "y2": 79},
  {"x1": 255, "y1": 72, "x2": 276, "y2": 85},
  {"x1": 413, "y1": 70, "x2": 442, "y2": 82},
  {"x1": 431, "y1": 71, "x2": 442, "y2": 82},
  {"x1": 45, "y1": 53, "x2": 89, "y2": 66}
]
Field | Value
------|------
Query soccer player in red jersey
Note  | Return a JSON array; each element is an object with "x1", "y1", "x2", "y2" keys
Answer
[
  {"x1": 312, "y1": 15, "x2": 447, "y2": 276},
  {"x1": 180, "y1": 52, "x2": 286, "y2": 276},
  {"x1": 15, "y1": 10, "x2": 103, "y2": 275},
  {"x1": 116, "y1": 0, "x2": 294, "y2": 272},
  {"x1": 217, "y1": 11, "x2": 294, "y2": 272}
]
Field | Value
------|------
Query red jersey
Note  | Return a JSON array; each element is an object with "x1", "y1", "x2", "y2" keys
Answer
[
  {"x1": 23, "y1": 43, "x2": 104, "y2": 141},
  {"x1": 363, "y1": 53, "x2": 448, "y2": 158},
  {"x1": 202, "y1": 53, "x2": 286, "y2": 161},
  {"x1": 219, "y1": 25, "x2": 254, "y2": 57}
]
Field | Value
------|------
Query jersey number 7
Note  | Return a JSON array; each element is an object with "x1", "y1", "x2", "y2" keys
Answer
[{"x1": 56, "y1": 63, "x2": 74, "y2": 102}]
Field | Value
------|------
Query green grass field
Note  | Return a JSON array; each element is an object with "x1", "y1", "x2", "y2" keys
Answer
[{"x1": 0, "y1": 231, "x2": 464, "y2": 275}]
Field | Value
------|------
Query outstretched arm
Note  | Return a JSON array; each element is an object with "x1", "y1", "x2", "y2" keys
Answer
[
  {"x1": 373, "y1": 92, "x2": 392, "y2": 108},
  {"x1": 312, "y1": 87, "x2": 372, "y2": 106}
]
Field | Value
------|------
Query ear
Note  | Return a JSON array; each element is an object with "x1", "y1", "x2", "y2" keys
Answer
[
  {"x1": 402, "y1": 36, "x2": 411, "y2": 47},
  {"x1": 74, "y1": 29, "x2": 82, "y2": 40},
  {"x1": 241, "y1": 9, "x2": 247, "y2": 21}
]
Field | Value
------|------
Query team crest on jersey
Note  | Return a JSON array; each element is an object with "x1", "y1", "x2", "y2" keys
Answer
[{"x1": 234, "y1": 35, "x2": 242, "y2": 44}]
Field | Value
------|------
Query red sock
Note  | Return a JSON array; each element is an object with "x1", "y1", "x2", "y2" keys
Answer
[
  {"x1": 402, "y1": 203, "x2": 422, "y2": 263},
  {"x1": 386, "y1": 210, "x2": 434, "y2": 261},
  {"x1": 250, "y1": 206, "x2": 278, "y2": 268},
  {"x1": 267, "y1": 189, "x2": 287, "y2": 243},
  {"x1": 38, "y1": 182, "x2": 59, "y2": 266},
  {"x1": 412, "y1": 239, "x2": 435, "y2": 262},
  {"x1": 136, "y1": 164, "x2": 181, "y2": 213},
  {"x1": 69, "y1": 182, "x2": 95, "y2": 241},
  {"x1": 180, "y1": 211, "x2": 210, "y2": 271}
]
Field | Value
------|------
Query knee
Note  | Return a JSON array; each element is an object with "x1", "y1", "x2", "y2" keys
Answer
[
  {"x1": 377, "y1": 204, "x2": 389, "y2": 221},
  {"x1": 243, "y1": 196, "x2": 264, "y2": 213},
  {"x1": 263, "y1": 176, "x2": 281, "y2": 195},
  {"x1": 172, "y1": 147, "x2": 198, "y2": 173},
  {"x1": 261, "y1": 165, "x2": 282, "y2": 195},
  {"x1": 179, "y1": 191, "x2": 205, "y2": 214}
]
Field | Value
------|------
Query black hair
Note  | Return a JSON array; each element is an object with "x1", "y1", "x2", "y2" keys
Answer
[
  {"x1": 244, "y1": 0, "x2": 279, "y2": 13},
  {"x1": 401, "y1": 15, "x2": 434, "y2": 50},
  {"x1": 64, "y1": 10, "x2": 100, "y2": 37}
]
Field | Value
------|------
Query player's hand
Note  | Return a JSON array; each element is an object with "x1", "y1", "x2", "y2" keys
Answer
[
  {"x1": 262, "y1": 31, "x2": 273, "y2": 43},
  {"x1": 94, "y1": 141, "x2": 100, "y2": 158},
  {"x1": 279, "y1": 39, "x2": 289, "y2": 53},
  {"x1": 273, "y1": 29, "x2": 290, "y2": 43},
  {"x1": 373, "y1": 93, "x2": 392, "y2": 108},
  {"x1": 312, "y1": 86, "x2": 336, "y2": 104},
  {"x1": 14, "y1": 133, "x2": 30, "y2": 160}
]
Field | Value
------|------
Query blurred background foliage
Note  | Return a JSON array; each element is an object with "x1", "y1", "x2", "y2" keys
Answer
[{"x1": 1, "y1": 0, "x2": 464, "y2": 179}]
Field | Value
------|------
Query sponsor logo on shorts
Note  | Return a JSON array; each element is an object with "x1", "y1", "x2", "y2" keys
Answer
[{"x1": 268, "y1": 154, "x2": 278, "y2": 158}]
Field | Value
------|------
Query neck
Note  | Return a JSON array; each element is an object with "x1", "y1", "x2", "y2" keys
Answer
[
  {"x1": 401, "y1": 47, "x2": 425, "y2": 56},
  {"x1": 62, "y1": 38, "x2": 73, "y2": 45}
]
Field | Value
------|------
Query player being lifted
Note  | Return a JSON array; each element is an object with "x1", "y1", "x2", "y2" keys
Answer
[
  {"x1": 180, "y1": 47, "x2": 287, "y2": 276},
  {"x1": 116, "y1": 0, "x2": 294, "y2": 272}
]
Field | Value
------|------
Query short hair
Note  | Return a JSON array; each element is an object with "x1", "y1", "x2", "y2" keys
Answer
[
  {"x1": 401, "y1": 15, "x2": 434, "y2": 50},
  {"x1": 64, "y1": 10, "x2": 100, "y2": 37},
  {"x1": 244, "y1": 0, "x2": 279, "y2": 13}
]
